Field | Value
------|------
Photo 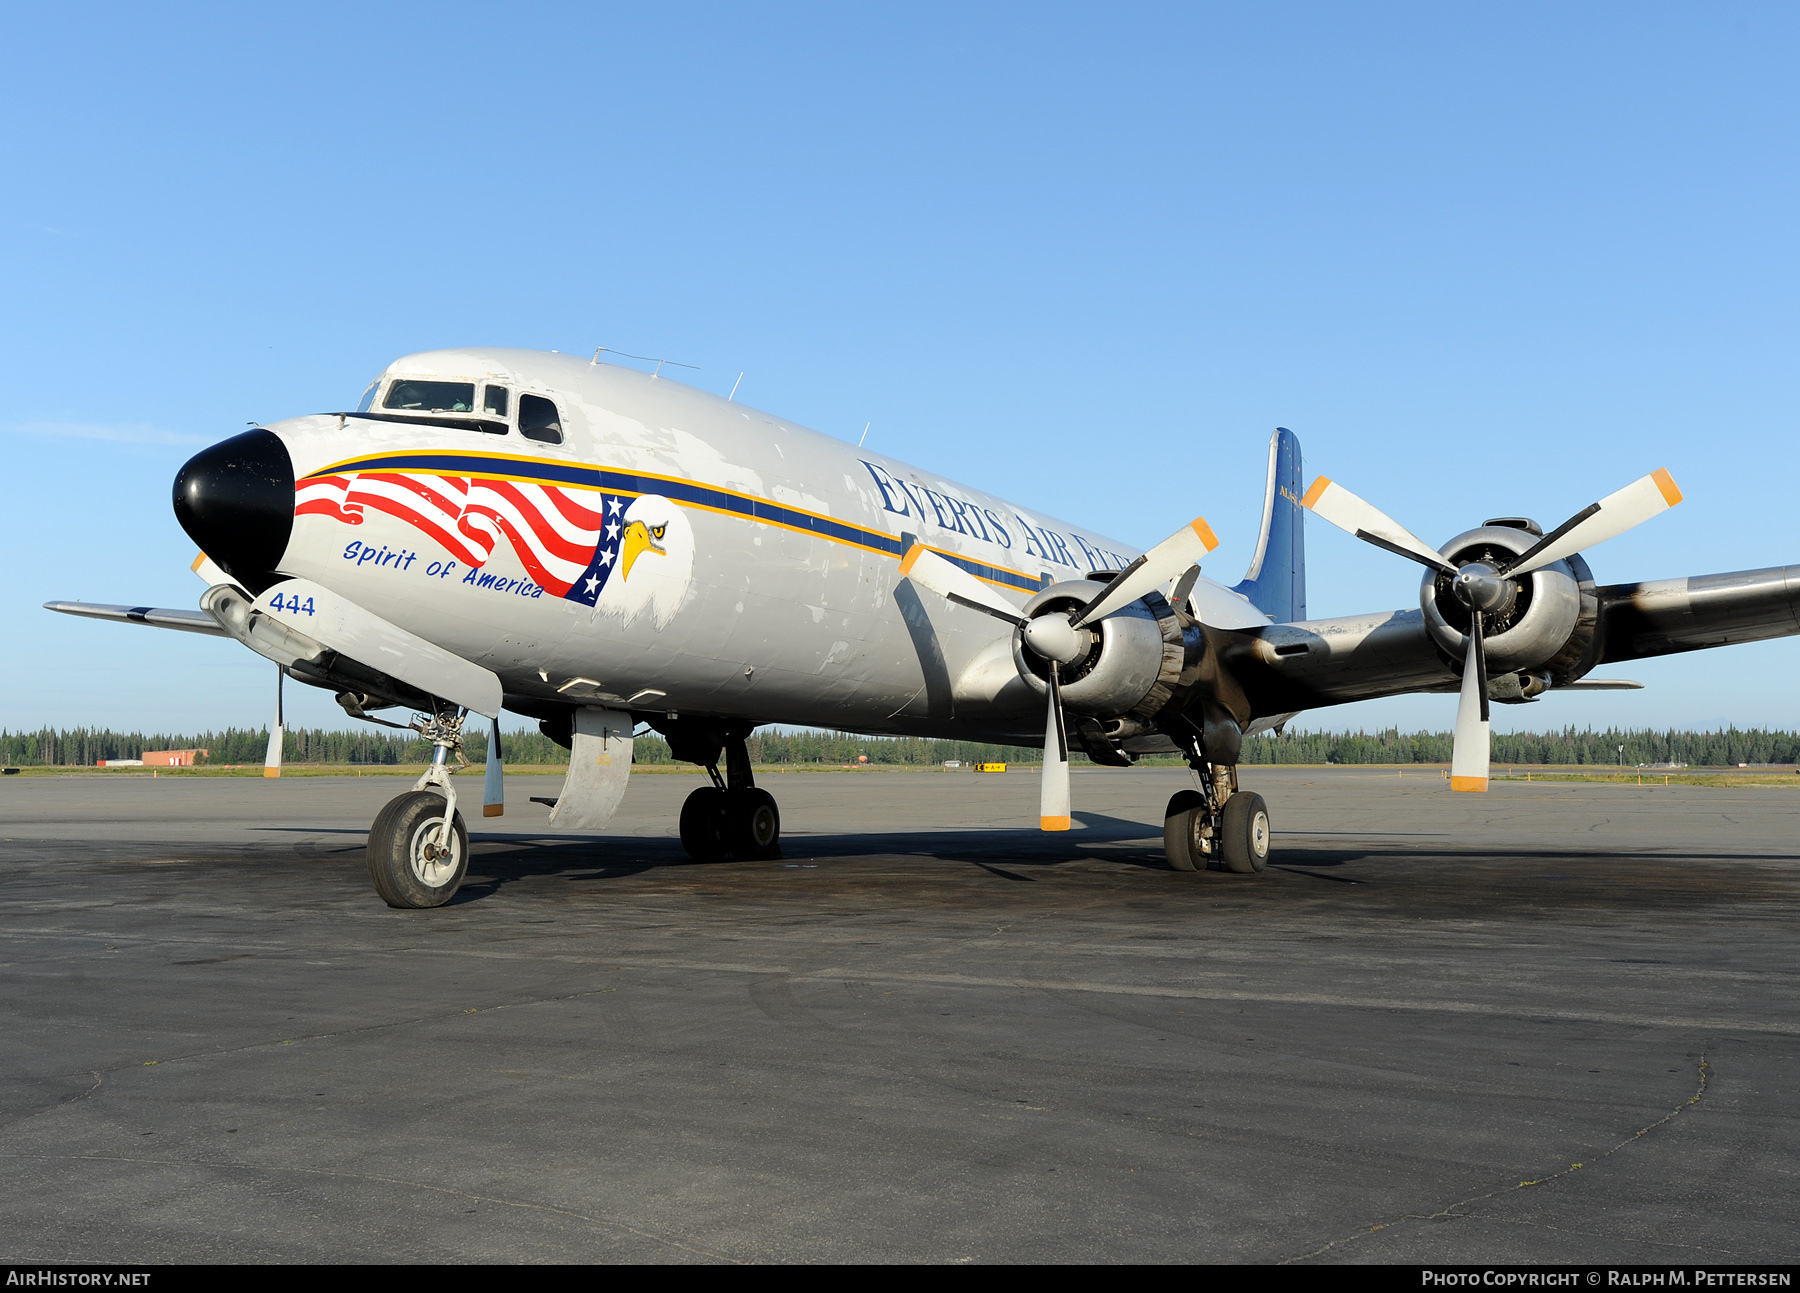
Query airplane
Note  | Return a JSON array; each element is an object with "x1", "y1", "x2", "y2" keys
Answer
[{"x1": 45, "y1": 346, "x2": 1800, "y2": 908}]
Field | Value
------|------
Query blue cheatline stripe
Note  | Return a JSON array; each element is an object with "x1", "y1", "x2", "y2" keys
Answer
[{"x1": 303, "y1": 451, "x2": 1044, "y2": 594}]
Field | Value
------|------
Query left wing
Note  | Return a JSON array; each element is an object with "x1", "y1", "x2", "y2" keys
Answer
[{"x1": 44, "y1": 601, "x2": 226, "y2": 637}]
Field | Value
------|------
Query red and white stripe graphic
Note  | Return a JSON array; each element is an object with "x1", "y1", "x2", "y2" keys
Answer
[{"x1": 295, "y1": 472, "x2": 607, "y2": 597}]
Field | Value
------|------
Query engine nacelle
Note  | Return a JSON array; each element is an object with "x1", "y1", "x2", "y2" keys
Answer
[
  {"x1": 1419, "y1": 524, "x2": 1596, "y2": 675},
  {"x1": 1012, "y1": 579, "x2": 1195, "y2": 719}
]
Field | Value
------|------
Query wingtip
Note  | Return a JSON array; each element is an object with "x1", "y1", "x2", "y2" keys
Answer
[{"x1": 1301, "y1": 477, "x2": 1331, "y2": 509}]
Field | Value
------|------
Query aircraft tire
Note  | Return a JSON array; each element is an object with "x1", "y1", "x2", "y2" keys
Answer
[
  {"x1": 725, "y1": 788, "x2": 782, "y2": 861},
  {"x1": 1219, "y1": 791, "x2": 1271, "y2": 874},
  {"x1": 1162, "y1": 790, "x2": 1207, "y2": 872},
  {"x1": 367, "y1": 790, "x2": 469, "y2": 908},
  {"x1": 679, "y1": 786, "x2": 729, "y2": 862}
]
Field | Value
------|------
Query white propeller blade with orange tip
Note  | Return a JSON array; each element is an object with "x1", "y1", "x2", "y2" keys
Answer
[
  {"x1": 483, "y1": 715, "x2": 505, "y2": 817},
  {"x1": 1301, "y1": 478, "x2": 1456, "y2": 574},
  {"x1": 1450, "y1": 613, "x2": 1491, "y2": 792},
  {"x1": 1070, "y1": 518, "x2": 1220, "y2": 628},
  {"x1": 1500, "y1": 469, "x2": 1683, "y2": 577},
  {"x1": 1040, "y1": 663, "x2": 1071, "y2": 830},
  {"x1": 898, "y1": 543, "x2": 1027, "y2": 625}
]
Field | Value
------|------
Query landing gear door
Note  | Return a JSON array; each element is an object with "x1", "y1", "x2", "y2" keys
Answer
[{"x1": 548, "y1": 706, "x2": 634, "y2": 831}]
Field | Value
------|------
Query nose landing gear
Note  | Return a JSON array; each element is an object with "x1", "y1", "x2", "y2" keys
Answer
[
  {"x1": 678, "y1": 730, "x2": 782, "y2": 862},
  {"x1": 368, "y1": 708, "x2": 472, "y2": 908}
]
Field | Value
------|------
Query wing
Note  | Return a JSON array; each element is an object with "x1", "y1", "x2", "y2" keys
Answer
[
  {"x1": 44, "y1": 601, "x2": 226, "y2": 637},
  {"x1": 1212, "y1": 562, "x2": 1800, "y2": 716},
  {"x1": 1597, "y1": 565, "x2": 1800, "y2": 662}
]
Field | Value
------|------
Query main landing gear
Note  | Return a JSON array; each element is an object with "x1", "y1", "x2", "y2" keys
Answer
[
  {"x1": 1163, "y1": 751, "x2": 1270, "y2": 875},
  {"x1": 368, "y1": 708, "x2": 471, "y2": 908},
  {"x1": 677, "y1": 729, "x2": 781, "y2": 863}
]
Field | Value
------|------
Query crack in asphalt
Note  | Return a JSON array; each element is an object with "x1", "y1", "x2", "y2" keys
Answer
[{"x1": 1279, "y1": 1053, "x2": 1712, "y2": 1264}]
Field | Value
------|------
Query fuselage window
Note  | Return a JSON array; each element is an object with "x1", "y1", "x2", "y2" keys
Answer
[
  {"x1": 355, "y1": 381, "x2": 381, "y2": 414},
  {"x1": 483, "y1": 385, "x2": 509, "y2": 417},
  {"x1": 519, "y1": 394, "x2": 564, "y2": 445},
  {"x1": 385, "y1": 380, "x2": 476, "y2": 413}
]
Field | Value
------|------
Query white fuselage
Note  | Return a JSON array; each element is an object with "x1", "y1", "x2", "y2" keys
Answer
[{"x1": 266, "y1": 348, "x2": 1270, "y2": 742}]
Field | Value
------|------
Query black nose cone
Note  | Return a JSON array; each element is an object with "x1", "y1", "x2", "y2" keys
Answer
[{"x1": 173, "y1": 428, "x2": 295, "y2": 594}]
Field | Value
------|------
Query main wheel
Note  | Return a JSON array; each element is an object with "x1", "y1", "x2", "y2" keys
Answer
[
  {"x1": 725, "y1": 787, "x2": 782, "y2": 860},
  {"x1": 679, "y1": 786, "x2": 728, "y2": 862},
  {"x1": 367, "y1": 790, "x2": 469, "y2": 908},
  {"x1": 1219, "y1": 791, "x2": 1271, "y2": 874},
  {"x1": 1163, "y1": 790, "x2": 1207, "y2": 872}
]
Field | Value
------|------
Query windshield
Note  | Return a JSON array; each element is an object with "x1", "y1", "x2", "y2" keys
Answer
[
  {"x1": 355, "y1": 381, "x2": 380, "y2": 414},
  {"x1": 385, "y1": 380, "x2": 476, "y2": 413}
]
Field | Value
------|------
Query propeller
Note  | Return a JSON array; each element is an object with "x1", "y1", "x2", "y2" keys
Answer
[
  {"x1": 264, "y1": 664, "x2": 284, "y2": 779},
  {"x1": 483, "y1": 716, "x2": 505, "y2": 817},
  {"x1": 1302, "y1": 469, "x2": 1683, "y2": 792},
  {"x1": 900, "y1": 516, "x2": 1219, "y2": 831}
]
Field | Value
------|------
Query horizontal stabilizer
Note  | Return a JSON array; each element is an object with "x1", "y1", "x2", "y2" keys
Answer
[{"x1": 44, "y1": 601, "x2": 226, "y2": 637}]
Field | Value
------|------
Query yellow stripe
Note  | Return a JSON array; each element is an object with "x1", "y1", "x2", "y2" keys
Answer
[
  {"x1": 898, "y1": 544, "x2": 923, "y2": 575},
  {"x1": 263, "y1": 767, "x2": 281, "y2": 778},
  {"x1": 1190, "y1": 517, "x2": 1219, "y2": 551},
  {"x1": 1301, "y1": 476, "x2": 1331, "y2": 509},
  {"x1": 1040, "y1": 815, "x2": 1072, "y2": 831},
  {"x1": 305, "y1": 454, "x2": 1098, "y2": 594},
  {"x1": 1652, "y1": 467, "x2": 1683, "y2": 506},
  {"x1": 482, "y1": 804, "x2": 504, "y2": 817},
  {"x1": 1450, "y1": 776, "x2": 1488, "y2": 793}
]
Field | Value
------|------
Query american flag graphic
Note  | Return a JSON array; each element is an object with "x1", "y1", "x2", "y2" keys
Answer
[{"x1": 296, "y1": 472, "x2": 635, "y2": 604}]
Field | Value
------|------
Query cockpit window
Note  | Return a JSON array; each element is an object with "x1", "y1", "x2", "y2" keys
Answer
[
  {"x1": 385, "y1": 380, "x2": 476, "y2": 413},
  {"x1": 355, "y1": 381, "x2": 381, "y2": 414},
  {"x1": 483, "y1": 385, "x2": 509, "y2": 417},
  {"x1": 519, "y1": 394, "x2": 563, "y2": 445}
]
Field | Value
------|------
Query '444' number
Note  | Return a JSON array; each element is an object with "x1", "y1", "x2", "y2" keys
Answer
[{"x1": 269, "y1": 592, "x2": 316, "y2": 617}]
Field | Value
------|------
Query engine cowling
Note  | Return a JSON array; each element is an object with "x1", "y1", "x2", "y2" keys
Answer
[
  {"x1": 1011, "y1": 579, "x2": 1196, "y2": 719},
  {"x1": 1419, "y1": 524, "x2": 1598, "y2": 678}
]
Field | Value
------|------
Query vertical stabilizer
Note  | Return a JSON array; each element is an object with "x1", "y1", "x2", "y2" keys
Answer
[{"x1": 1232, "y1": 427, "x2": 1306, "y2": 623}]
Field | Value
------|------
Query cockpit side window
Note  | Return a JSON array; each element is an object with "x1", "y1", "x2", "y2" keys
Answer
[
  {"x1": 483, "y1": 385, "x2": 509, "y2": 417},
  {"x1": 385, "y1": 380, "x2": 476, "y2": 413},
  {"x1": 355, "y1": 381, "x2": 381, "y2": 414},
  {"x1": 519, "y1": 394, "x2": 563, "y2": 445}
]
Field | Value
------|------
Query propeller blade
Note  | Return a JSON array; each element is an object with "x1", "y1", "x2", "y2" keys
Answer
[
  {"x1": 900, "y1": 544, "x2": 1027, "y2": 626},
  {"x1": 1301, "y1": 477, "x2": 1457, "y2": 576},
  {"x1": 1071, "y1": 519, "x2": 1219, "y2": 629},
  {"x1": 1501, "y1": 469, "x2": 1682, "y2": 577},
  {"x1": 1040, "y1": 662, "x2": 1071, "y2": 831},
  {"x1": 483, "y1": 716, "x2": 505, "y2": 817},
  {"x1": 1450, "y1": 613, "x2": 1490, "y2": 792},
  {"x1": 264, "y1": 665, "x2": 284, "y2": 779},
  {"x1": 1170, "y1": 563, "x2": 1202, "y2": 612}
]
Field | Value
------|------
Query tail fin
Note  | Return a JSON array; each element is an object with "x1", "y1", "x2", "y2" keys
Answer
[{"x1": 1232, "y1": 427, "x2": 1306, "y2": 623}]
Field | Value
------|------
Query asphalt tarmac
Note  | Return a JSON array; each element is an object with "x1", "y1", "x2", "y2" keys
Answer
[{"x1": 2, "y1": 765, "x2": 1796, "y2": 1264}]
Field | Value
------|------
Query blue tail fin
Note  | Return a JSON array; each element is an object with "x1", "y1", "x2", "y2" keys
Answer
[{"x1": 1231, "y1": 427, "x2": 1306, "y2": 623}]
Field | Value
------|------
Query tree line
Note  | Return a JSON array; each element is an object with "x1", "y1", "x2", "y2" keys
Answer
[{"x1": 4, "y1": 724, "x2": 1799, "y2": 769}]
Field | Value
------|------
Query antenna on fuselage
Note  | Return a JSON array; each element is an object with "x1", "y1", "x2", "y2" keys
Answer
[
  {"x1": 728, "y1": 372, "x2": 744, "y2": 402},
  {"x1": 590, "y1": 346, "x2": 699, "y2": 380},
  {"x1": 859, "y1": 422, "x2": 870, "y2": 447}
]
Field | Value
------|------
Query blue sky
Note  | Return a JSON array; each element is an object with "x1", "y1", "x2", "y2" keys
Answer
[{"x1": 3, "y1": 3, "x2": 1795, "y2": 737}]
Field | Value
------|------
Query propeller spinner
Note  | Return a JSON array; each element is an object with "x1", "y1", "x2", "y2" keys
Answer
[{"x1": 1302, "y1": 469, "x2": 1683, "y2": 791}]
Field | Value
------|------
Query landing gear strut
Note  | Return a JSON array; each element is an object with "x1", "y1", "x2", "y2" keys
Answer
[
  {"x1": 677, "y1": 728, "x2": 781, "y2": 863},
  {"x1": 368, "y1": 707, "x2": 471, "y2": 908},
  {"x1": 1163, "y1": 738, "x2": 1270, "y2": 874}
]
